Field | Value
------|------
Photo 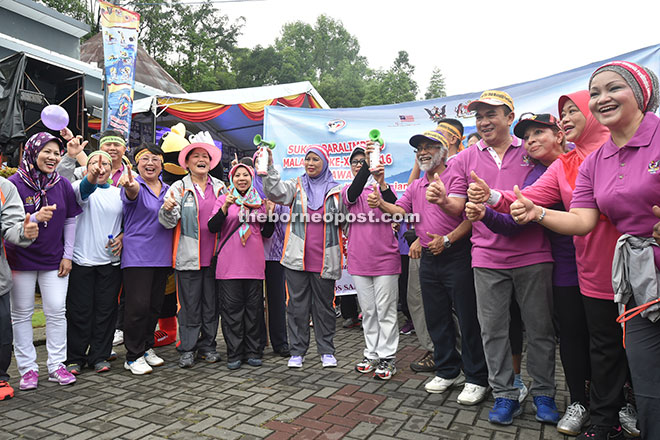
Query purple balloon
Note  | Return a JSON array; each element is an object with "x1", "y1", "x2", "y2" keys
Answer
[{"x1": 41, "y1": 105, "x2": 69, "y2": 131}]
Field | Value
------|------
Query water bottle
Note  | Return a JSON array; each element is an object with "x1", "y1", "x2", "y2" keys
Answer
[{"x1": 107, "y1": 234, "x2": 119, "y2": 263}]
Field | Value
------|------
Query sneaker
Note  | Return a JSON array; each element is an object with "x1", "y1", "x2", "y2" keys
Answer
[
  {"x1": 334, "y1": 306, "x2": 341, "y2": 318},
  {"x1": 321, "y1": 354, "x2": 337, "y2": 368},
  {"x1": 274, "y1": 346, "x2": 290, "y2": 357},
  {"x1": 144, "y1": 348, "x2": 164, "y2": 367},
  {"x1": 0, "y1": 380, "x2": 14, "y2": 400},
  {"x1": 94, "y1": 361, "x2": 111, "y2": 373},
  {"x1": 374, "y1": 359, "x2": 397, "y2": 380},
  {"x1": 66, "y1": 363, "x2": 82, "y2": 376},
  {"x1": 618, "y1": 404, "x2": 640, "y2": 437},
  {"x1": 197, "y1": 351, "x2": 221, "y2": 363},
  {"x1": 489, "y1": 397, "x2": 523, "y2": 425},
  {"x1": 343, "y1": 317, "x2": 361, "y2": 328},
  {"x1": 124, "y1": 357, "x2": 153, "y2": 375},
  {"x1": 410, "y1": 351, "x2": 435, "y2": 373},
  {"x1": 355, "y1": 358, "x2": 379, "y2": 374},
  {"x1": 400, "y1": 320, "x2": 415, "y2": 335},
  {"x1": 558, "y1": 402, "x2": 589, "y2": 436},
  {"x1": 227, "y1": 360, "x2": 242, "y2": 370},
  {"x1": 19, "y1": 370, "x2": 38, "y2": 390},
  {"x1": 112, "y1": 329, "x2": 124, "y2": 346},
  {"x1": 514, "y1": 375, "x2": 529, "y2": 403},
  {"x1": 288, "y1": 356, "x2": 304, "y2": 368},
  {"x1": 153, "y1": 329, "x2": 175, "y2": 347},
  {"x1": 533, "y1": 395, "x2": 560, "y2": 424},
  {"x1": 179, "y1": 352, "x2": 195, "y2": 368},
  {"x1": 107, "y1": 351, "x2": 118, "y2": 362},
  {"x1": 48, "y1": 365, "x2": 76, "y2": 385},
  {"x1": 247, "y1": 358, "x2": 262, "y2": 367},
  {"x1": 577, "y1": 424, "x2": 624, "y2": 440},
  {"x1": 457, "y1": 383, "x2": 489, "y2": 405},
  {"x1": 424, "y1": 375, "x2": 464, "y2": 394}
]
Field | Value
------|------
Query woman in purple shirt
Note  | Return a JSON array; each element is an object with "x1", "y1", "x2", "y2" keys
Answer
[
  {"x1": 118, "y1": 144, "x2": 173, "y2": 376},
  {"x1": 511, "y1": 61, "x2": 660, "y2": 440},
  {"x1": 6, "y1": 132, "x2": 82, "y2": 389}
]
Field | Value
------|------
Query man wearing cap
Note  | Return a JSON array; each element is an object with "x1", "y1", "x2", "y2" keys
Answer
[
  {"x1": 368, "y1": 130, "x2": 489, "y2": 405},
  {"x1": 427, "y1": 91, "x2": 558, "y2": 425}
]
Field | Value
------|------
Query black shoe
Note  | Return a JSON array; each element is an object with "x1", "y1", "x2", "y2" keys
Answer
[
  {"x1": 577, "y1": 424, "x2": 624, "y2": 440},
  {"x1": 274, "y1": 346, "x2": 290, "y2": 357},
  {"x1": 410, "y1": 351, "x2": 435, "y2": 373}
]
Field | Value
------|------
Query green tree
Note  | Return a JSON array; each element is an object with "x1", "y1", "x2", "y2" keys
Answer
[
  {"x1": 425, "y1": 67, "x2": 447, "y2": 100},
  {"x1": 362, "y1": 51, "x2": 419, "y2": 106},
  {"x1": 38, "y1": 0, "x2": 97, "y2": 38}
]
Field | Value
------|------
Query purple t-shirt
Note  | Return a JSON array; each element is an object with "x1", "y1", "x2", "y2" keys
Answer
[
  {"x1": 444, "y1": 137, "x2": 552, "y2": 269},
  {"x1": 212, "y1": 194, "x2": 267, "y2": 280},
  {"x1": 304, "y1": 207, "x2": 324, "y2": 273},
  {"x1": 6, "y1": 175, "x2": 82, "y2": 270},
  {"x1": 395, "y1": 173, "x2": 462, "y2": 248},
  {"x1": 121, "y1": 176, "x2": 173, "y2": 268},
  {"x1": 572, "y1": 112, "x2": 660, "y2": 270},
  {"x1": 196, "y1": 182, "x2": 217, "y2": 268},
  {"x1": 342, "y1": 185, "x2": 401, "y2": 276}
]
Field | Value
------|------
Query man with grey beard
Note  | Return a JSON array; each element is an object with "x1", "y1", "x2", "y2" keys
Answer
[{"x1": 368, "y1": 130, "x2": 488, "y2": 406}]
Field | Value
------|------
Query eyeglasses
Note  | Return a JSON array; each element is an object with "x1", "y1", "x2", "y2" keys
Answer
[
  {"x1": 350, "y1": 159, "x2": 365, "y2": 166},
  {"x1": 415, "y1": 145, "x2": 441, "y2": 153},
  {"x1": 138, "y1": 156, "x2": 162, "y2": 164}
]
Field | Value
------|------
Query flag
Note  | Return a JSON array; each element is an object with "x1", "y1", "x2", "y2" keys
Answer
[{"x1": 399, "y1": 115, "x2": 415, "y2": 122}]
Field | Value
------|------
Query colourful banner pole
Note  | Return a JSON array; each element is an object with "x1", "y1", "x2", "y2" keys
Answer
[{"x1": 99, "y1": 1, "x2": 140, "y2": 140}]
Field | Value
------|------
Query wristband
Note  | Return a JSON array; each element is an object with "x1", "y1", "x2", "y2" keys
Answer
[
  {"x1": 486, "y1": 190, "x2": 502, "y2": 206},
  {"x1": 533, "y1": 206, "x2": 546, "y2": 223}
]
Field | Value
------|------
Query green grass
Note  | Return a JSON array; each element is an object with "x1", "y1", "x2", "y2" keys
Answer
[{"x1": 32, "y1": 310, "x2": 46, "y2": 328}]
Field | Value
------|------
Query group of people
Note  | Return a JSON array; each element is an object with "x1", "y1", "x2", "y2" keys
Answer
[{"x1": 0, "y1": 60, "x2": 658, "y2": 440}]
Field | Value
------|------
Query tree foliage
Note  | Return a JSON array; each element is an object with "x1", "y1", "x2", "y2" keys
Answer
[{"x1": 425, "y1": 67, "x2": 447, "y2": 100}]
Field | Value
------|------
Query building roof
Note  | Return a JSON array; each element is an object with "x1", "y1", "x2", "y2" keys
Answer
[
  {"x1": 1, "y1": 0, "x2": 90, "y2": 38},
  {"x1": 80, "y1": 32, "x2": 186, "y2": 95}
]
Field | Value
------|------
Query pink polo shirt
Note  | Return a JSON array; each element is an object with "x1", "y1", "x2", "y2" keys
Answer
[
  {"x1": 395, "y1": 172, "x2": 462, "y2": 248},
  {"x1": 572, "y1": 112, "x2": 660, "y2": 271},
  {"x1": 444, "y1": 137, "x2": 552, "y2": 269},
  {"x1": 342, "y1": 185, "x2": 401, "y2": 276},
  {"x1": 492, "y1": 156, "x2": 619, "y2": 300}
]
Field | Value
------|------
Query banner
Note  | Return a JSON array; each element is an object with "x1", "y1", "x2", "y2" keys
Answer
[
  {"x1": 265, "y1": 44, "x2": 660, "y2": 190},
  {"x1": 99, "y1": 1, "x2": 140, "y2": 139}
]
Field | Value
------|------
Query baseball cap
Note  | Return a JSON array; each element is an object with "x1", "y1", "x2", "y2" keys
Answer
[
  {"x1": 467, "y1": 90, "x2": 515, "y2": 112},
  {"x1": 513, "y1": 113, "x2": 561, "y2": 139},
  {"x1": 409, "y1": 130, "x2": 448, "y2": 149}
]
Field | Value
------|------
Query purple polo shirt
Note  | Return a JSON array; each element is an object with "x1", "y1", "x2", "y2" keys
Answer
[
  {"x1": 395, "y1": 172, "x2": 462, "y2": 248},
  {"x1": 121, "y1": 175, "x2": 173, "y2": 268},
  {"x1": 572, "y1": 112, "x2": 660, "y2": 270},
  {"x1": 196, "y1": 181, "x2": 217, "y2": 268},
  {"x1": 6, "y1": 175, "x2": 82, "y2": 271},
  {"x1": 444, "y1": 137, "x2": 552, "y2": 269}
]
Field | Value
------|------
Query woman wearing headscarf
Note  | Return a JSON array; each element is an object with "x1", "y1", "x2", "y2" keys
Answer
[
  {"x1": 510, "y1": 61, "x2": 660, "y2": 440},
  {"x1": 469, "y1": 93, "x2": 622, "y2": 437},
  {"x1": 263, "y1": 145, "x2": 344, "y2": 369},
  {"x1": 6, "y1": 132, "x2": 82, "y2": 389},
  {"x1": 208, "y1": 163, "x2": 273, "y2": 370},
  {"x1": 118, "y1": 143, "x2": 173, "y2": 375},
  {"x1": 65, "y1": 150, "x2": 123, "y2": 375},
  {"x1": 159, "y1": 133, "x2": 226, "y2": 369}
]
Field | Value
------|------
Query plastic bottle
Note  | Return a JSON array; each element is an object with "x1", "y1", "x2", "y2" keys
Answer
[
  {"x1": 107, "y1": 234, "x2": 119, "y2": 263},
  {"x1": 368, "y1": 129, "x2": 384, "y2": 169}
]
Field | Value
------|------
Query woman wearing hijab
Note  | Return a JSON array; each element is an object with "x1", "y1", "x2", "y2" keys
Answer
[
  {"x1": 65, "y1": 151, "x2": 123, "y2": 375},
  {"x1": 510, "y1": 61, "x2": 660, "y2": 440},
  {"x1": 208, "y1": 163, "x2": 273, "y2": 370},
  {"x1": 118, "y1": 143, "x2": 173, "y2": 375},
  {"x1": 263, "y1": 145, "x2": 344, "y2": 369},
  {"x1": 159, "y1": 134, "x2": 226, "y2": 369},
  {"x1": 6, "y1": 132, "x2": 82, "y2": 389}
]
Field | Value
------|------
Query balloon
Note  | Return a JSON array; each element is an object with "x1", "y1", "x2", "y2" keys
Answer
[{"x1": 41, "y1": 105, "x2": 69, "y2": 131}]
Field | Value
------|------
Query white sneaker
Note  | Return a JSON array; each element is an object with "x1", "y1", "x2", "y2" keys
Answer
[
  {"x1": 457, "y1": 383, "x2": 489, "y2": 405},
  {"x1": 514, "y1": 376, "x2": 529, "y2": 403},
  {"x1": 113, "y1": 329, "x2": 124, "y2": 346},
  {"x1": 424, "y1": 375, "x2": 465, "y2": 394},
  {"x1": 144, "y1": 349, "x2": 164, "y2": 367},
  {"x1": 124, "y1": 357, "x2": 153, "y2": 375},
  {"x1": 557, "y1": 402, "x2": 589, "y2": 436}
]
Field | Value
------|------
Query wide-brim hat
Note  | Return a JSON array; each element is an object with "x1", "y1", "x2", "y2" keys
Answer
[
  {"x1": 513, "y1": 113, "x2": 560, "y2": 139},
  {"x1": 467, "y1": 90, "x2": 515, "y2": 112},
  {"x1": 409, "y1": 130, "x2": 448, "y2": 149},
  {"x1": 178, "y1": 142, "x2": 222, "y2": 170}
]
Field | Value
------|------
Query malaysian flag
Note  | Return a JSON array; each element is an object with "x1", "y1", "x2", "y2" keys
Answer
[{"x1": 399, "y1": 115, "x2": 415, "y2": 122}]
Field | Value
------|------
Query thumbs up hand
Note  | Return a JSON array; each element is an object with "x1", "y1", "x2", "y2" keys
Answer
[
  {"x1": 465, "y1": 201, "x2": 486, "y2": 222},
  {"x1": 35, "y1": 204, "x2": 57, "y2": 223},
  {"x1": 467, "y1": 171, "x2": 491, "y2": 203},
  {"x1": 426, "y1": 173, "x2": 447, "y2": 205},
  {"x1": 23, "y1": 213, "x2": 39, "y2": 240},
  {"x1": 509, "y1": 185, "x2": 539, "y2": 225},
  {"x1": 652, "y1": 205, "x2": 660, "y2": 244},
  {"x1": 162, "y1": 191, "x2": 178, "y2": 211},
  {"x1": 367, "y1": 183, "x2": 382, "y2": 208}
]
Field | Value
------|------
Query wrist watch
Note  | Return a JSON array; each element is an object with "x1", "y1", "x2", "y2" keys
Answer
[{"x1": 443, "y1": 236, "x2": 452, "y2": 249}]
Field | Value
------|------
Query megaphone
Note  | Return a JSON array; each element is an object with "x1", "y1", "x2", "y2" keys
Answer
[
  {"x1": 253, "y1": 134, "x2": 276, "y2": 149},
  {"x1": 369, "y1": 129, "x2": 384, "y2": 146}
]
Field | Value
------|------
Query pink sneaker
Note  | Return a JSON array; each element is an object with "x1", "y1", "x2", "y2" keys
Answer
[
  {"x1": 19, "y1": 370, "x2": 39, "y2": 390},
  {"x1": 48, "y1": 365, "x2": 76, "y2": 386}
]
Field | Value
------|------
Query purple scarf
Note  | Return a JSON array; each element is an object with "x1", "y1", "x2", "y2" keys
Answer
[
  {"x1": 17, "y1": 132, "x2": 63, "y2": 210},
  {"x1": 300, "y1": 146, "x2": 338, "y2": 210}
]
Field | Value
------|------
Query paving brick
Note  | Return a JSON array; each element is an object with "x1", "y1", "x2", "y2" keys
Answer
[{"x1": 264, "y1": 420, "x2": 304, "y2": 434}]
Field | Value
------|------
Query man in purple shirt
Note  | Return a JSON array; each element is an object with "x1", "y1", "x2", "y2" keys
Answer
[
  {"x1": 426, "y1": 91, "x2": 558, "y2": 426},
  {"x1": 369, "y1": 129, "x2": 488, "y2": 405}
]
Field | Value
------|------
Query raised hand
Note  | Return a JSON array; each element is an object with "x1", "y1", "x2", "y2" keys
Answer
[
  {"x1": 367, "y1": 183, "x2": 381, "y2": 209},
  {"x1": 60, "y1": 127, "x2": 74, "y2": 141},
  {"x1": 652, "y1": 205, "x2": 660, "y2": 245},
  {"x1": 371, "y1": 163, "x2": 385, "y2": 185},
  {"x1": 465, "y1": 201, "x2": 486, "y2": 222},
  {"x1": 35, "y1": 204, "x2": 57, "y2": 223},
  {"x1": 426, "y1": 232, "x2": 444, "y2": 255},
  {"x1": 162, "y1": 191, "x2": 178, "y2": 211},
  {"x1": 426, "y1": 173, "x2": 447, "y2": 205},
  {"x1": 467, "y1": 171, "x2": 491, "y2": 203},
  {"x1": 23, "y1": 213, "x2": 39, "y2": 240},
  {"x1": 231, "y1": 153, "x2": 239, "y2": 167},
  {"x1": 509, "y1": 185, "x2": 539, "y2": 225},
  {"x1": 66, "y1": 135, "x2": 88, "y2": 159},
  {"x1": 223, "y1": 193, "x2": 237, "y2": 213}
]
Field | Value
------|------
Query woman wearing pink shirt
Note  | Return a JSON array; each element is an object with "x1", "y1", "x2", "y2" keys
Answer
[
  {"x1": 208, "y1": 163, "x2": 273, "y2": 370},
  {"x1": 511, "y1": 61, "x2": 660, "y2": 440}
]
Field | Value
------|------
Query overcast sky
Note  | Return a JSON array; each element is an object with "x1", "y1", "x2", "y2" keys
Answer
[{"x1": 219, "y1": 0, "x2": 660, "y2": 98}]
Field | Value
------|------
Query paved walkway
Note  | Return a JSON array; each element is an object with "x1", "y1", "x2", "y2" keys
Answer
[{"x1": 3, "y1": 318, "x2": 572, "y2": 440}]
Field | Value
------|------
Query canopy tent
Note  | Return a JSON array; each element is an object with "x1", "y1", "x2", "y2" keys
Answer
[{"x1": 123, "y1": 81, "x2": 329, "y2": 153}]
